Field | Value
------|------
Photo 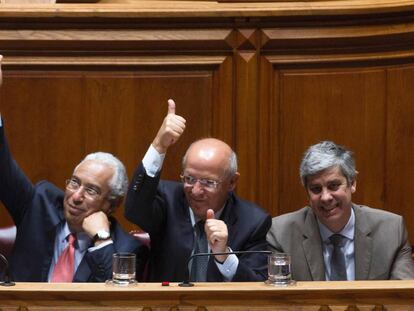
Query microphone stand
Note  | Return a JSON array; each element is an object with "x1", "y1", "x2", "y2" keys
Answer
[
  {"x1": 0, "y1": 253, "x2": 15, "y2": 286},
  {"x1": 179, "y1": 250, "x2": 272, "y2": 287}
]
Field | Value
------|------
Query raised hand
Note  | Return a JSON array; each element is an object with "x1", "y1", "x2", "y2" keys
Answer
[
  {"x1": 205, "y1": 209, "x2": 229, "y2": 263},
  {"x1": 152, "y1": 99, "x2": 186, "y2": 154}
]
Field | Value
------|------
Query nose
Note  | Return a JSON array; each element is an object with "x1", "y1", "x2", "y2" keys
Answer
[
  {"x1": 70, "y1": 187, "x2": 86, "y2": 202},
  {"x1": 320, "y1": 188, "x2": 333, "y2": 202},
  {"x1": 191, "y1": 180, "x2": 205, "y2": 195}
]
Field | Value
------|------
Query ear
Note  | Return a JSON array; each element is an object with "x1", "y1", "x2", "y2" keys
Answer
[
  {"x1": 351, "y1": 179, "x2": 357, "y2": 193},
  {"x1": 228, "y1": 172, "x2": 240, "y2": 192},
  {"x1": 107, "y1": 196, "x2": 122, "y2": 214}
]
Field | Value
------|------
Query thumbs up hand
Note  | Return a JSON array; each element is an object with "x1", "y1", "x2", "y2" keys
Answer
[
  {"x1": 152, "y1": 99, "x2": 186, "y2": 154},
  {"x1": 204, "y1": 209, "x2": 230, "y2": 263}
]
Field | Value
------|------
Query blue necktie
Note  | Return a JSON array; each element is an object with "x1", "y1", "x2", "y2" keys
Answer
[
  {"x1": 329, "y1": 234, "x2": 347, "y2": 280},
  {"x1": 190, "y1": 221, "x2": 208, "y2": 282}
]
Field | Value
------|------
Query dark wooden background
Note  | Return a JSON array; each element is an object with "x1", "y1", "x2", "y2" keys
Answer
[{"x1": 0, "y1": 1, "x2": 413, "y2": 244}]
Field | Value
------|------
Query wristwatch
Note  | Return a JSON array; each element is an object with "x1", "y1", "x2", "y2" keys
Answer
[{"x1": 93, "y1": 230, "x2": 111, "y2": 243}]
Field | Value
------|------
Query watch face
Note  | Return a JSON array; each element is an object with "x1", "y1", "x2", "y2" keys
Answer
[{"x1": 97, "y1": 230, "x2": 110, "y2": 239}]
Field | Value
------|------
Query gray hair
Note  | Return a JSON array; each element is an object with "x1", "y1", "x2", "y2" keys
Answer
[
  {"x1": 182, "y1": 140, "x2": 238, "y2": 178},
  {"x1": 300, "y1": 141, "x2": 357, "y2": 187},
  {"x1": 75, "y1": 152, "x2": 128, "y2": 200}
]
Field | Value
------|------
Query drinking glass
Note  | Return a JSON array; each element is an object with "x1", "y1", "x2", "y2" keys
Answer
[
  {"x1": 111, "y1": 252, "x2": 136, "y2": 285},
  {"x1": 267, "y1": 253, "x2": 293, "y2": 286}
]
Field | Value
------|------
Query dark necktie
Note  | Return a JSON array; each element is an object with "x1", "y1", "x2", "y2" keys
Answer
[
  {"x1": 51, "y1": 233, "x2": 76, "y2": 282},
  {"x1": 190, "y1": 221, "x2": 209, "y2": 282},
  {"x1": 329, "y1": 234, "x2": 347, "y2": 281}
]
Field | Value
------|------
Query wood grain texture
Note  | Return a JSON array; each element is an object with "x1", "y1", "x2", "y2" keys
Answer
[
  {"x1": 0, "y1": 2, "x2": 414, "y2": 247},
  {"x1": 0, "y1": 281, "x2": 414, "y2": 310},
  {"x1": 0, "y1": 0, "x2": 413, "y2": 18}
]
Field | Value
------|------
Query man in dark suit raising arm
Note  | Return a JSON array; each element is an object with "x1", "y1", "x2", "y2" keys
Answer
[
  {"x1": 125, "y1": 100, "x2": 271, "y2": 282},
  {"x1": 0, "y1": 56, "x2": 148, "y2": 282}
]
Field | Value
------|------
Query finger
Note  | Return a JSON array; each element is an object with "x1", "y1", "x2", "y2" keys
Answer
[
  {"x1": 206, "y1": 209, "x2": 215, "y2": 220},
  {"x1": 167, "y1": 98, "x2": 176, "y2": 115}
]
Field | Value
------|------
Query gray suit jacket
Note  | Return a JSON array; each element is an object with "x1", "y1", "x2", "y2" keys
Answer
[{"x1": 267, "y1": 204, "x2": 414, "y2": 280}]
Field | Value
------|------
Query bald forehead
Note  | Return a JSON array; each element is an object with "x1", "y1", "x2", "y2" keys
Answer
[
  {"x1": 187, "y1": 138, "x2": 232, "y2": 159},
  {"x1": 184, "y1": 138, "x2": 233, "y2": 173}
]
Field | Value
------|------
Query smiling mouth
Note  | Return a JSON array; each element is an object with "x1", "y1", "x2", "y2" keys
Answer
[
  {"x1": 68, "y1": 204, "x2": 84, "y2": 216},
  {"x1": 189, "y1": 195, "x2": 206, "y2": 202},
  {"x1": 320, "y1": 203, "x2": 340, "y2": 212}
]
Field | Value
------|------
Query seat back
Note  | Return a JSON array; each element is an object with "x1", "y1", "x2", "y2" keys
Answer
[{"x1": 0, "y1": 225, "x2": 16, "y2": 259}]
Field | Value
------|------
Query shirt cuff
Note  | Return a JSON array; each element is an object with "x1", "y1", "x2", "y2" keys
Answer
[
  {"x1": 87, "y1": 240, "x2": 113, "y2": 252},
  {"x1": 142, "y1": 144, "x2": 165, "y2": 177},
  {"x1": 215, "y1": 252, "x2": 239, "y2": 281}
]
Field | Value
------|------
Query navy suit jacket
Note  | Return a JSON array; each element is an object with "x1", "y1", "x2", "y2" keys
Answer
[
  {"x1": 124, "y1": 163, "x2": 271, "y2": 282},
  {"x1": 0, "y1": 123, "x2": 148, "y2": 282}
]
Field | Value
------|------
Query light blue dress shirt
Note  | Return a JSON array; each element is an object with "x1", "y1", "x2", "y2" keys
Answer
[
  {"x1": 47, "y1": 221, "x2": 113, "y2": 281},
  {"x1": 318, "y1": 208, "x2": 356, "y2": 281}
]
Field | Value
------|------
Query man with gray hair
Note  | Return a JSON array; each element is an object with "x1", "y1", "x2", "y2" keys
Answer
[
  {"x1": 0, "y1": 56, "x2": 148, "y2": 282},
  {"x1": 267, "y1": 141, "x2": 414, "y2": 280}
]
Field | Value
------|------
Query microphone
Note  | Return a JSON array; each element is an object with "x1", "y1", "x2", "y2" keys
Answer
[
  {"x1": 0, "y1": 253, "x2": 15, "y2": 286},
  {"x1": 179, "y1": 250, "x2": 272, "y2": 287}
]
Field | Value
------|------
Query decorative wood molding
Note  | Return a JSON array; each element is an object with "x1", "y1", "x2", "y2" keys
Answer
[{"x1": 0, "y1": 0, "x2": 413, "y2": 18}]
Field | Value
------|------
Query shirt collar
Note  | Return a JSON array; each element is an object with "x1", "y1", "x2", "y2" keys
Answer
[
  {"x1": 61, "y1": 222, "x2": 93, "y2": 252},
  {"x1": 318, "y1": 207, "x2": 355, "y2": 243},
  {"x1": 189, "y1": 205, "x2": 225, "y2": 226}
]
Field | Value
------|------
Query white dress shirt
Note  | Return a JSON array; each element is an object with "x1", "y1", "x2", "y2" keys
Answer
[{"x1": 142, "y1": 144, "x2": 238, "y2": 281}]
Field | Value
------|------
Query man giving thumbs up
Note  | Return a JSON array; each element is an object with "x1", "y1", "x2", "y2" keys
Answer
[{"x1": 125, "y1": 99, "x2": 271, "y2": 282}]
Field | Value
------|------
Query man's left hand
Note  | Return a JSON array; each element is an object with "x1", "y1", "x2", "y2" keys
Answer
[
  {"x1": 205, "y1": 209, "x2": 229, "y2": 263},
  {"x1": 82, "y1": 211, "x2": 111, "y2": 243}
]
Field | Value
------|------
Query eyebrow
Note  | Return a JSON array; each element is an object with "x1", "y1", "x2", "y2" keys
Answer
[{"x1": 71, "y1": 175, "x2": 102, "y2": 192}]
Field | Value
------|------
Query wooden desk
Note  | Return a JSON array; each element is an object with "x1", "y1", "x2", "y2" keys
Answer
[
  {"x1": 0, "y1": 281, "x2": 413, "y2": 310},
  {"x1": 1, "y1": 0, "x2": 414, "y2": 244}
]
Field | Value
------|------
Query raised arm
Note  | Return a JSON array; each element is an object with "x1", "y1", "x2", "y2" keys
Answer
[
  {"x1": 124, "y1": 99, "x2": 186, "y2": 234},
  {"x1": 0, "y1": 55, "x2": 35, "y2": 225}
]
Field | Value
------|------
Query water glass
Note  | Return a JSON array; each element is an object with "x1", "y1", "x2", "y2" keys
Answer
[
  {"x1": 112, "y1": 252, "x2": 136, "y2": 285},
  {"x1": 267, "y1": 253, "x2": 292, "y2": 286}
]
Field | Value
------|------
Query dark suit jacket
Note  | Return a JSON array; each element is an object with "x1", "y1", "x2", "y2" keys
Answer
[
  {"x1": 124, "y1": 163, "x2": 271, "y2": 282},
  {"x1": 0, "y1": 123, "x2": 148, "y2": 282},
  {"x1": 267, "y1": 205, "x2": 414, "y2": 280}
]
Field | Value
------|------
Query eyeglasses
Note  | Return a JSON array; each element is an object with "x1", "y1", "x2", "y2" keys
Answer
[
  {"x1": 65, "y1": 178, "x2": 102, "y2": 200},
  {"x1": 180, "y1": 174, "x2": 222, "y2": 190}
]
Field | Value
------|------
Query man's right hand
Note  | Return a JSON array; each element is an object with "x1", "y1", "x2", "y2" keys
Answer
[{"x1": 152, "y1": 99, "x2": 186, "y2": 154}]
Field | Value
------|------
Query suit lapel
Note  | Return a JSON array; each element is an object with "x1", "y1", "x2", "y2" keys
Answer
[
  {"x1": 353, "y1": 205, "x2": 372, "y2": 280},
  {"x1": 41, "y1": 206, "x2": 65, "y2": 281},
  {"x1": 302, "y1": 208, "x2": 326, "y2": 281},
  {"x1": 219, "y1": 194, "x2": 237, "y2": 243},
  {"x1": 178, "y1": 190, "x2": 196, "y2": 280},
  {"x1": 206, "y1": 194, "x2": 235, "y2": 281},
  {"x1": 74, "y1": 259, "x2": 91, "y2": 282}
]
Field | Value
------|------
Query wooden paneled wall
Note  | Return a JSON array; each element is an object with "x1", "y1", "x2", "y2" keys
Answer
[{"x1": 0, "y1": 1, "x2": 414, "y2": 243}]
